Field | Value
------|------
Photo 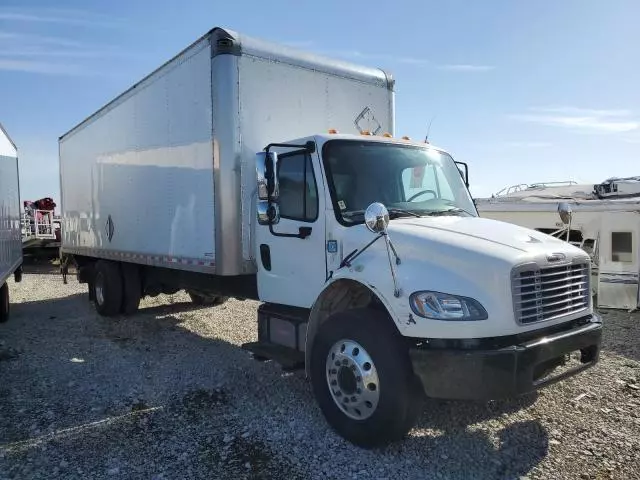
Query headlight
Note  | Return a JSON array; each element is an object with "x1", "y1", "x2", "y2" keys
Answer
[{"x1": 409, "y1": 291, "x2": 488, "y2": 321}]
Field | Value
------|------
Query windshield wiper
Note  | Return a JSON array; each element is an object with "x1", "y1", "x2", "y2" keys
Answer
[
  {"x1": 342, "y1": 207, "x2": 422, "y2": 220},
  {"x1": 388, "y1": 208, "x2": 423, "y2": 218},
  {"x1": 422, "y1": 207, "x2": 475, "y2": 217}
]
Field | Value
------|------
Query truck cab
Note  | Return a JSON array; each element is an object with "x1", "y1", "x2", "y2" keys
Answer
[{"x1": 252, "y1": 131, "x2": 602, "y2": 447}]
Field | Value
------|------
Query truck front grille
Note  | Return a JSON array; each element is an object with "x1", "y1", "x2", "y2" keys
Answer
[{"x1": 512, "y1": 262, "x2": 590, "y2": 325}]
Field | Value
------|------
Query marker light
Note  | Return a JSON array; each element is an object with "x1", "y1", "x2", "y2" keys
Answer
[
  {"x1": 328, "y1": 129, "x2": 338, "y2": 134},
  {"x1": 401, "y1": 136, "x2": 411, "y2": 140},
  {"x1": 382, "y1": 132, "x2": 392, "y2": 137},
  {"x1": 360, "y1": 130, "x2": 371, "y2": 135}
]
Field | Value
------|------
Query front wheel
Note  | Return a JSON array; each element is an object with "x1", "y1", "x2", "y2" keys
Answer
[{"x1": 309, "y1": 308, "x2": 423, "y2": 448}]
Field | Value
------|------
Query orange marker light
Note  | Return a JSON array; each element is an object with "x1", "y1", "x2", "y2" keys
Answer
[
  {"x1": 382, "y1": 132, "x2": 392, "y2": 137},
  {"x1": 328, "y1": 129, "x2": 338, "y2": 134},
  {"x1": 401, "y1": 136, "x2": 411, "y2": 140},
  {"x1": 360, "y1": 130, "x2": 371, "y2": 135}
]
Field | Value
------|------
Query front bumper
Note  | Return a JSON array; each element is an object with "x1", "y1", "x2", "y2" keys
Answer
[{"x1": 409, "y1": 314, "x2": 602, "y2": 400}]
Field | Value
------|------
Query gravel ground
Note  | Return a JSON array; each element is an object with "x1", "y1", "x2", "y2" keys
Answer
[{"x1": 1, "y1": 272, "x2": 639, "y2": 480}]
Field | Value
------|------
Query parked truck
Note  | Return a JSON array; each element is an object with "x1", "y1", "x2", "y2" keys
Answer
[
  {"x1": 59, "y1": 27, "x2": 603, "y2": 447},
  {"x1": 0, "y1": 122, "x2": 23, "y2": 322}
]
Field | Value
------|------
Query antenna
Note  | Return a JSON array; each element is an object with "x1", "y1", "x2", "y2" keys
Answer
[{"x1": 424, "y1": 116, "x2": 436, "y2": 143}]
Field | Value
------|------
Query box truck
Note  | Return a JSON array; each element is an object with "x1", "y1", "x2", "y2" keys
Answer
[
  {"x1": 59, "y1": 27, "x2": 603, "y2": 447},
  {"x1": 0, "y1": 122, "x2": 23, "y2": 322}
]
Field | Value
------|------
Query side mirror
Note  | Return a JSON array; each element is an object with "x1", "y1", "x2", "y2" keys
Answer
[
  {"x1": 365, "y1": 202, "x2": 390, "y2": 234},
  {"x1": 257, "y1": 201, "x2": 280, "y2": 225},
  {"x1": 557, "y1": 202, "x2": 572, "y2": 225},
  {"x1": 256, "y1": 151, "x2": 279, "y2": 201},
  {"x1": 455, "y1": 161, "x2": 469, "y2": 188}
]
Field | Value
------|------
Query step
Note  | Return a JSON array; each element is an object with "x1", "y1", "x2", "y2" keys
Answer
[{"x1": 241, "y1": 341, "x2": 305, "y2": 371}]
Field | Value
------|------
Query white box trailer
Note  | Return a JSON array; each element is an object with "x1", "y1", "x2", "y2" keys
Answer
[
  {"x1": 59, "y1": 27, "x2": 603, "y2": 447},
  {"x1": 0, "y1": 122, "x2": 23, "y2": 322}
]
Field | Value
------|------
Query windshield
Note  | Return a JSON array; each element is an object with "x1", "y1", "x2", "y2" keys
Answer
[{"x1": 322, "y1": 140, "x2": 477, "y2": 225}]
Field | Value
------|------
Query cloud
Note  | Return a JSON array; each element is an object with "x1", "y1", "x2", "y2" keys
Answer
[
  {"x1": 0, "y1": 59, "x2": 93, "y2": 75},
  {"x1": 283, "y1": 40, "x2": 316, "y2": 49},
  {"x1": 511, "y1": 106, "x2": 639, "y2": 134},
  {"x1": 0, "y1": 8, "x2": 125, "y2": 28},
  {"x1": 502, "y1": 141, "x2": 553, "y2": 148},
  {"x1": 324, "y1": 50, "x2": 433, "y2": 67},
  {"x1": 436, "y1": 64, "x2": 495, "y2": 72},
  {"x1": 312, "y1": 48, "x2": 492, "y2": 71},
  {"x1": 397, "y1": 57, "x2": 431, "y2": 66},
  {"x1": 529, "y1": 106, "x2": 632, "y2": 117},
  {"x1": 0, "y1": 29, "x2": 135, "y2": 74}
]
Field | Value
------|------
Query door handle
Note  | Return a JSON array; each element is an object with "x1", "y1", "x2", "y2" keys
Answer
[{"x1": 298, "y1": 227, "x2": 312, "y2": 239}]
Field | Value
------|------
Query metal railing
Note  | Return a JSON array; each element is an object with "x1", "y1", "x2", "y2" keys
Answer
[{"x1": 22, "y1": 210, "x2": 57, "y2": 241}]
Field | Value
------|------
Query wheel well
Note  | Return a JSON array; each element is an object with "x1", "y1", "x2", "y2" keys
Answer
[{"x1": 304, "y1": 279, "x2": 394, "y2": 376}]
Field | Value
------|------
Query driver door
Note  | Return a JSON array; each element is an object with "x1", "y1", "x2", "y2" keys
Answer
[{"x1": 255, "y1": 149, "x2": 327, "y2": 308}]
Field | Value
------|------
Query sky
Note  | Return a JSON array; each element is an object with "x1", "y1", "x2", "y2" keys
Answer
[{"x1": 0, "y1": 0, "x2": 638, "y2": 205}]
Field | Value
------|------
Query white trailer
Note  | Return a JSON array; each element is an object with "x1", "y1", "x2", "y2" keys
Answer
[
  {"x1": 476, "y1": 178, "x2": 640, "y2": 311},
  {"x1": 0, "y1": 122, "x2": 23, "y2": 322},
  {"x1": 59, "y1": 27, "x2": 603, "y2": 447}
]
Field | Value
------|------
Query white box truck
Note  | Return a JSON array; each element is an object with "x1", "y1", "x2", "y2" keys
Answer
[
  {"x1": 0, "y1": 122, "x2": 23, "y2": 322},
  {"x1": 59, "y1": 27, "x2": 603, "y2": 447}
]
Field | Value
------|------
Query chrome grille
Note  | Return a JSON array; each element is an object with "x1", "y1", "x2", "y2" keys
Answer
[{"x1": 512, "y1": 262, "x2": 590, "y2": 324}]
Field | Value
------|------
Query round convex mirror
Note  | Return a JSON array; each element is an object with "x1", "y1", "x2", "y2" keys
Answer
[{"x1": 365, "y1": 202, "x2": 390, "y2": 233}]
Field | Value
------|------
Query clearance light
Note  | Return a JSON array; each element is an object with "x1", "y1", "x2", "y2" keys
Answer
[
  {"x1": 360, "y1": 130, "x2": 371, "y2": 135},
  {"x1": 401, "y1": 136, "x2": 411, "y2": 140},
  {"x1": 382, "y1": 132, "x2": 392, "y2": 138},
  {"x1": 328, "y1": 129, "x2": 338, "y2": 134}
]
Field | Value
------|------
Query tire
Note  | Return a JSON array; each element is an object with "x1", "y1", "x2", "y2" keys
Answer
[
  {"x1": 93, "y1": 260, "x2": 123, "y2": 317},
  {"x1": 121, "y1": 263, "x2": 142, "y2": 315},
  {"x1": 309, "y1": 308, "x2": 423, "y2": 448},
  {"x1": 0, "y1": 282, "x2": 9, "y2": 323},
  {"x1": 187, "y1": 291, "x2": 228, "y2": 306}
]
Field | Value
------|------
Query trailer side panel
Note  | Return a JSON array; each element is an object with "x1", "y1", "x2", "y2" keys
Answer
[
  {"x1": 0, "y1": 125, "x2": 22, "y2": 285},
  {"x1": 59, "y1": 38, "x2": 216, "y2": 273}
]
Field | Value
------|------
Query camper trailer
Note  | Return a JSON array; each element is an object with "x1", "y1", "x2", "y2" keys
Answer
[
  {"x1": 0, "y1": 122, "x2": 23, "y2": 322},
  {"x1": 476, "y1": 178, "x2": 640, "y2": 310}
]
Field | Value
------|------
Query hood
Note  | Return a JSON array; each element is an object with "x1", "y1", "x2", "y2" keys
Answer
[{"x1": 385, "y1": 215, "x2": 585, "y2": 263}]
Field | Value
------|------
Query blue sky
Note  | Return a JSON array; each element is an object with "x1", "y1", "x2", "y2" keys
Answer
[{"x1": 1, "y1": 0, "x2": 638, "y2": 204}]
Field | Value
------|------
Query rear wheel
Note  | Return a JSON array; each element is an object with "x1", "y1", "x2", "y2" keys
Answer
[
  {"x1": 93, "y1": 260, "x2": 123, "y2": 317},
  {"x1": 0, "y1": 282, "x2": 9, "y2": 323},
  {"x1": 187, "y1": 291, "x2": 228, "y2": 306},
  {"x1": 309, "y1": 308, "x2": 423, "y2": 448},
  {"x1": 121, "y1": 263, "x2": 142, "y2": 315}
]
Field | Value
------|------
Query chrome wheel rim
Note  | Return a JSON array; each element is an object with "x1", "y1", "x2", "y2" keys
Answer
[{"x1": 325, "y1": 339, "x2": 380, "y2": 420}]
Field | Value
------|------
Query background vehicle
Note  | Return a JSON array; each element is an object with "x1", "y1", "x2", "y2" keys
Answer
[
  {"x1": 0, "y1": 122, "x2": 23, "y2": 322},
  {"x1": 59, "y1": 27, "x2": 602, "y2": 447},
  {"x1": 476, "y1": 178, "x2": 640, "y2": 310}
]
